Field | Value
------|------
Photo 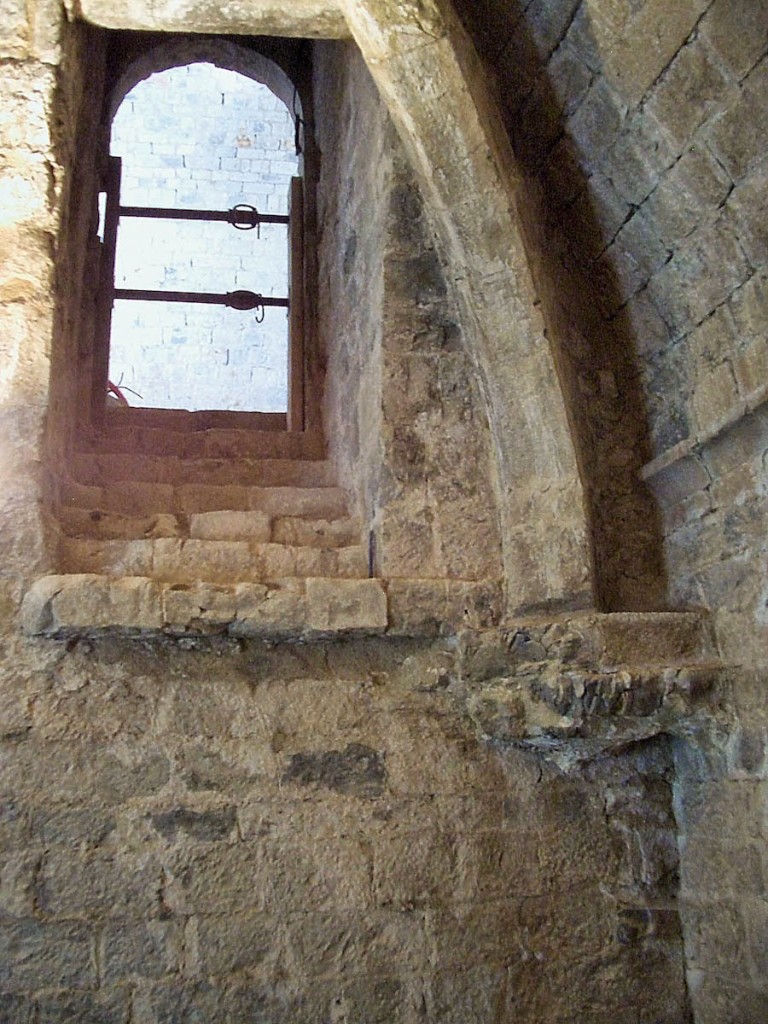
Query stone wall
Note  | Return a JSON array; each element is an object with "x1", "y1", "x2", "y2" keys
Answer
[
  {"x1": 315, "y1": 41, "x2": 503, "y2": 584},
  {"x1": 453, "y1": 0, "x2": 768, "y2": 1018},
  {"x1": 1, "y1": 1, "x2": 766, "y2": 1021},
  {"x1": 1, "y1": 629, "x2": 693, "y2": 1022}
]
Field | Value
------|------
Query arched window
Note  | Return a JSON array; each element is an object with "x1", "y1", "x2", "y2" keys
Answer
[{"x1": 92, "y1": 46, "x2": 308, "y2": 430}]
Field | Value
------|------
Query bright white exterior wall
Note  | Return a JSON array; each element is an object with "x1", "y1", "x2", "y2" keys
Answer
[{"x1": 109, "y1": 63, "x2": 298, "y2": 412}]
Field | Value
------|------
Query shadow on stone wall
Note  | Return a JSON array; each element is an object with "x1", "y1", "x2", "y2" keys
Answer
[{"x1": 453, "y1": 0, "x2": 668, "y2": 612}]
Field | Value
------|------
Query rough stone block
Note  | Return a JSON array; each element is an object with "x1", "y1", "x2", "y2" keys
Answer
[
  {"x1": 38, "y1": 847, "x2": 160, "y2": 919},
  {"x1": 604, "y1": 0, "x2": 710, "y2": 104},
  {"x1": 102, "y1": 480, "x2": 175, "y2": 515},
  {"x1": 386, "y1": 578, "x2": 446, "y2": 635},
  {"x1": 0, "y1": 919, "x2": 94, "y2": 992},
  {"x1": 101, "y1": 919, "x2": 183, "y2": 982},
  {"x1": 153, "y1": 538, "x2": 251, "y2": 583},
  {"x1": 725, "y1": 163, "x2": 768, "y2": 267},
  {"x1": 690, "y1": 358, "x2": 742, "y2": 440},
  {"x1": 0, "y1": 0, "x2": 30, "y2": 60},
  {"x1": 162, "y1": 583, "x2": 237, "y2": 628},
  {"x1": 592, "y1": 612, "x2": 713, "y2": 669},
  {"x1": 643, "y1": 144, "x2": 732, "y2": 247},
  {"x1": 175, "y1": 483, "x2": 249, "y2": 513},
  {"x1": 603, "y1": 110, "x2": 677, "y2": 205},
  {"x1": 58, "y1": 537, "x2": 154, "y2": 576},
  {"x1": 272, "y1": 515, "x2": 360, "y2": 548},
  {"x1": 231, "y1": 580, "x2": 307, "y2": 637},
  {"x1": 188, "y1": 509, "x2": 271, "y2": 541},
  {"x1": 709, "y1": 60, "x2": 768, "y2": 181},
  {"x1": 22, "y1": 575, "x2": 163, "y2": 634},
  {"x1": 195, "y1": 913, "x2": 275, "y2": 975},
  {"x1": 306, "y1": 578, "x2": 387, "y2": 633},
  {"x1": 701, "y1": 0, "x2": 768, "y2": 80},
  {"x1": 567, "y1": 76, "x2": 626, "y2": 171},
  {"x1": 646, "y1": 38, "x2": 733, "y2": 147},
  {"x1": 249, "y1": 485, "x2": 348, "y2": 518}
]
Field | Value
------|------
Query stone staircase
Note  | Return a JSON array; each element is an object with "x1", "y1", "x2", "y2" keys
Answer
[{"x1": 50, "y1": 412, "x2": 370, "y2": 587}]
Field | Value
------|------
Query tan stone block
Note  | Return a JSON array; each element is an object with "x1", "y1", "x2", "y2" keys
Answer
[
  {"x1": 251, "y1": 542, "x2": 296, "y2": 580},
  {"x1": 691, "y1": 359, "x2": 741, "y2": 440},
  {"x1": 734, "y1": 339, "x2": 768, "y2": 407},
  {"x1": 105, "y1": 576, "x2": 163, "y2": 629},
  {"x1": 386, "y1": 578, "x2": 447, "y2": 635},
  {"x1": 445, "y1": 580, "x2": 503, "y2": 630},
  {"x1": 58, "y1": 537, "x2": 154, "y2": 577},
  {"x1": 231, "y1": 580, "x2": 307, "y2": 637},
  {"x1": 20, "y1": 574, "x2": 70, "y2": 634},
  {"x1": 59, "y1": 507, "x2": 181, "y2": 541},
  {"x1": 189, "y1": 510, "x2": 271, "y2": 542},
  {"x1": 175, "y1": 483, "x2": 249, "y2": 513},
  {"x1": 604, "y1": 0, "x2": 710, "y2": 104},
  {"x1": 592, "y1": 611, "x2": 714, "y2": 669},
  {"x1": 293, "y1": 546, "x2": 338, "y2": 578},
  {"x1": 306, "y1": 578, "x2": 387, "y2": 633},
  {"x1": 102, "y1": 481, "x2": 175, "y2": 515},
  {"x1": 271, "y1": 515, "x2": 360, "y2": 548},
  {"x1": 0, "y1": 0, "x2": 29, "y2": 59},
  {"x1": 25, "y1": 574, "x2": 162, "y2": 632},
  {"x1": 77, "y1": 0, "x2": 349, "y2": 38},
  {"x1": 162, "y1": 583, "x2": 237, "y2": 627},
  {"x1": 153, "y1": 538, "x2": 251, "y2": 583},
  {"x1": 249, "y1": 486, "x2": 348, "y2": 518},
  {"x1": 336, "y1": 545, "x2": 369, "y2": 578}
]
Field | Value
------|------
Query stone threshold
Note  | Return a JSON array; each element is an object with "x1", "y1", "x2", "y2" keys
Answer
[{"x1": 20, "y1": 574, "x2": 504, "y2": 640}]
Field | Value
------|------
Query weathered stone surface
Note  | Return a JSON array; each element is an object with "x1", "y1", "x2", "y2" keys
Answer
[
  {"x1": 306, "y1": 577, "x2": 387, "y2": 633},
  {"x1": 1, "y1": 3, "x2": 768, "y2": 1020},
  {"x1": 189, "y1": 510, "x2": 271, "y2": 542},
  {"x1": 77, "y1": 0, "x2": 348, "y2": 36},
  {"x1": 282, "y1": 743, "x2": 386, "y2": 799}
]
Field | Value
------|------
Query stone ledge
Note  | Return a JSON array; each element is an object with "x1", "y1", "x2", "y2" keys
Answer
[
  {"x1": 21, "y1": 575, "x2": 388, "y2": 640},
  {"x1": 20, "y1": 574, "x2": 506, "y2": 640},
  {"x1": 454, "y1": 617, "x2": 722, "y2": 769}
]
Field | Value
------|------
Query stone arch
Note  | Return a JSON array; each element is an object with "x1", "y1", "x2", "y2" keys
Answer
[
  {"x1": 107, "y1": 38, "x2": 302, "y2": 130},
  {"x1": 339, "y1": 0, "x2": 594, "y2": 614}
]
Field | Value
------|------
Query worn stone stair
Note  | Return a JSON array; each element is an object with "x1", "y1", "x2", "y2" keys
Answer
[{"x1": 51, "y1": 418, "x2": 369, "y2": 588}]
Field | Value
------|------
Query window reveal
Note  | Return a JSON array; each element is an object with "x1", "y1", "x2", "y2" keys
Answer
[{"x1": 92, "y1": 60, "x2": 307, "y2": 429}]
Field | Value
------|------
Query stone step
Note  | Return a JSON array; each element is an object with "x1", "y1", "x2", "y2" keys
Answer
[
  {"x1": 102, "y1": 406, "x2": 287, "y2": 432},
  {"x1": 54, "y1": 477, "x2": 351, "y2": 519},
  {"x1": 57, "y1": 506, "x2": 363, "y2": 547},
  {"x1": 69, "y1": 452, "x2": 336, "y2": 488},
  {"x1": 85, "y1": 425, "x2": 325, "y2": 461},
  {"x1": 57, "y1": 537, "x2": 370, "y2": 584}
]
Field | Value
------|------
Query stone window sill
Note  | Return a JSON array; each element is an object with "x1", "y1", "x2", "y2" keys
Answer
[{"x1": 21, "y1": 574, "x2": 503, "y2": 640}]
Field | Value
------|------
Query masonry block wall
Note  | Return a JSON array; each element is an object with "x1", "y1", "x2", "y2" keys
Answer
[
  {"x1": 454, "y1": 0, "x2": 768, "y2": 1018},
  {"x1": 315, "y1": 42, "x2": 503, "y2": 585},
  {"x1": 0, "y1": 1, "x2": 766, "y2": 1022}
]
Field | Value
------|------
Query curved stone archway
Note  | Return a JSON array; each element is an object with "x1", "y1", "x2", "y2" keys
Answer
[{"x1": 338, "y1": 0, "x2": 593, "y2": 614}]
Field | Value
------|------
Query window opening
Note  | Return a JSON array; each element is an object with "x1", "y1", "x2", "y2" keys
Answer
[{"x1": 97, "y1": 63, "x2": 302, "y2": 418}]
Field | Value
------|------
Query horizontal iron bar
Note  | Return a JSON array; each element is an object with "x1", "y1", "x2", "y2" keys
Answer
[
  {"x1": 119, "y1": 205, "x2": 289, "y2": 226},
  {"x1": 114, "y1": 288, "x2": 290, "y2": 309}
]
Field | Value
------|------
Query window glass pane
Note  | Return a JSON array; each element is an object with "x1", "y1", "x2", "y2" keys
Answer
[{"x1": 108, "y1": 62, "x2": 298, "y2": 412}]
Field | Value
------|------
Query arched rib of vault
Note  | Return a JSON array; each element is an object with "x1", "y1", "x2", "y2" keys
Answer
[{"x1": 340, "y1": 0, "x2": 593, "y2": 613}]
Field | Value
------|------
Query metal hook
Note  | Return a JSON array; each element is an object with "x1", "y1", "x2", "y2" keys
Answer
[{"x1": 230, "y1": 203, "x2": 260, "y2": 238}]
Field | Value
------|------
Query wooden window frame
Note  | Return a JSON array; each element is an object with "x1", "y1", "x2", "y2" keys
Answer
[{"x1": 90, "y1": 53, "x2": 311, "y2": 435}]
